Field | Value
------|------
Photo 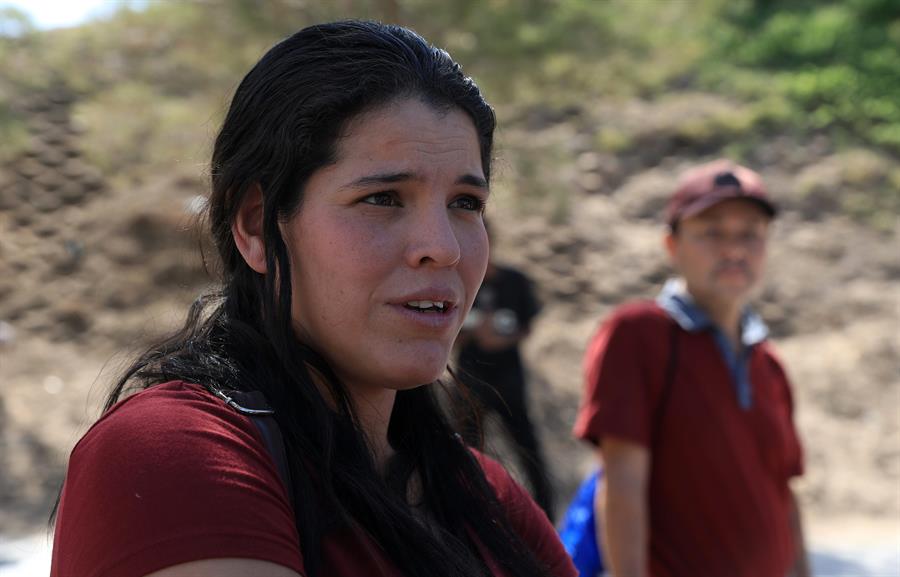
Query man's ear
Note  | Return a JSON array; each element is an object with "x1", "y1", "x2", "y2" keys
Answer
[
  {"x1": 664, "y1": 230, "x2": 678, "y2": 264},
  {"x1": 232, "y1": 184, "x2": 267, "y2": 274}
]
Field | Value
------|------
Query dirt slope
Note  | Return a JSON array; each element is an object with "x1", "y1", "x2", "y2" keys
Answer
[{"x1": 1, "y1": 86, "x2": 898, "y2": 537}]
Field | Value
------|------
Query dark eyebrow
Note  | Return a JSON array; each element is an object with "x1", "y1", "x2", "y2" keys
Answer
[
  {"x1": 342, "y1": 171, "x2": 489, "y2": 190},
  {"x1": 345, "y1": 172, "x2": 414, "y2": 189},
  {"x1": 456, "y1": 174, "x2": 489, "y2": 189}
]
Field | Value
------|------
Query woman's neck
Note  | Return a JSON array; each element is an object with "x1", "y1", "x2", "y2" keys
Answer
[
  {"x1": 349, "y1": 385, "x2": 398, "y2": 472},
  {"x1": 309, "y1": 366, "x2": 398, "y2": 472}
]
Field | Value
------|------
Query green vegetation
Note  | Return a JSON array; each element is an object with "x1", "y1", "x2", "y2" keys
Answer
[
  {"x1": 709, "y1": 0, "x2": 900, "y2": 153},
  {"x1": 0, "y1": 99, "x2": 27, "y2": 163},
  {"x1": 1, "y1": 0, "x2": 897, "y2": 226}
]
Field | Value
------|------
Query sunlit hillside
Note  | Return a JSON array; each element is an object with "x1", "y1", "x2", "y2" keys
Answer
[{"x1": 1, "y1": 1, "x2": 898, "y2": 557}]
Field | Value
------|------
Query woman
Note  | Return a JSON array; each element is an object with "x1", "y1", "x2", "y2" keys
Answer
[{"x1": 50, "y1": 20, "x2": 576, "y2": 577}]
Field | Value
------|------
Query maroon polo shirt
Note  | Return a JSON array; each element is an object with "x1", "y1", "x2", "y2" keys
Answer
[{"x1": 573, "y1": 301, "x2": 803, "y2": 577}]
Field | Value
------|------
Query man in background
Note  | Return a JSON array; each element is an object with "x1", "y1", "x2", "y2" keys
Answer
[
  {"x1": 457, "y1": 223, "x2": 554, "y2": 518},
  {"x1": 573, "y1": 160, "x2": 809, "y2": 577}
]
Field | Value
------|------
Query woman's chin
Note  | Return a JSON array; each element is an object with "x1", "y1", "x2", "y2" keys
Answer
[{"x1": 386, "y1": 359, "x2": 450, "y2": 390}]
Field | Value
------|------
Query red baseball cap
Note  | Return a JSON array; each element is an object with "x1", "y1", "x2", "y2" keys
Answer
[{"x1": 665, "y1": 159, "x2": 777, "y2": 227}]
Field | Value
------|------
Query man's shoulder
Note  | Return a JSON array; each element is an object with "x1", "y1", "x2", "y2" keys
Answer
[
  {"x1": 605, "y1": 299, "x2": 671, "y2": 330},
  {"x1": 754, "y1": 339, "x2": 789, "y2": 371},
  {"x1": 583, "y1": 301, "x2": 672, "y2": 354}
]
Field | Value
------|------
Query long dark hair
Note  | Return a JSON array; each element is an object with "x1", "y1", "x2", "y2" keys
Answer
[{"x1": 103, "y1": 21, "x2": 550, "y2": 577}]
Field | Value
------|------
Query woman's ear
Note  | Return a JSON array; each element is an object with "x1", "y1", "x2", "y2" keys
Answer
[{"x1": 232, "y1": 184, "x2": 267, "y2": 274}]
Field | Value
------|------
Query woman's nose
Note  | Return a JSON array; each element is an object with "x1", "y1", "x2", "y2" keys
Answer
[{"x1": 404, "y1": 205, "x2": 461, "y2": 268}]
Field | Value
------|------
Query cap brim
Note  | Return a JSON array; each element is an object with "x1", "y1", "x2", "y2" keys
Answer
[{"x1": 677, "y1": 191, "x2": 777, "y2": 223}]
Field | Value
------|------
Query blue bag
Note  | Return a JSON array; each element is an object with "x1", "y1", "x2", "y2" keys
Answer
[{"x1": 557, "y1": 468, "x2": 604, "y2": 577}]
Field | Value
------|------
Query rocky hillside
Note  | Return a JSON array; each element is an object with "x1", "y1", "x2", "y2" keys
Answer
[
  {"x1": 1, "y1": 80, "x2": 897, "y2": 537},
  {"x1": 1, "y1": 1, "x2": 898, "y2": 537}
]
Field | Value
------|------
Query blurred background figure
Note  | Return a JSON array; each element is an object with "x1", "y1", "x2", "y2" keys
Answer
[
  {"x1": 456, "y1": 221, "x2": 554, "y2": 518},
  {"x1": 573, "y1": 160, "x2": 809, "y2": 577}
]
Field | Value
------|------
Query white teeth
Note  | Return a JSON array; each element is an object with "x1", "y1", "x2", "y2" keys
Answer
[{"x1": 406, "y1": 300, "x2": 446, "y2": 311}]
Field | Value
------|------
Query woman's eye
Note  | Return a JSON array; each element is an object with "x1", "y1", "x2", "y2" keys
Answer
[
  {"x1": 361, "y1": 192, "x2": 400, "y2": 207},
  {"x1": 450, "y1": 195, "x2": 485, "y2": 212}
]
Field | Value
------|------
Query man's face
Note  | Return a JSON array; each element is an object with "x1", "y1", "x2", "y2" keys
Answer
[{"x1": 666, "y1": 199, "x2": 771, "y2": 306}]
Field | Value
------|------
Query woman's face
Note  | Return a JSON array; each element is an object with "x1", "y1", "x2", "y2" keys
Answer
[{"x1": 282, "y1": 97, "x2": 489, "y2": 397}]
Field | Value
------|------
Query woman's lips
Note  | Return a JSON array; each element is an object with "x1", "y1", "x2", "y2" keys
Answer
[{"x1": 387, "y1": 301, "x2": 459, "y2": 331}]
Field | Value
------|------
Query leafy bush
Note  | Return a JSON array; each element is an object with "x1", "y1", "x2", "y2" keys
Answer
[{"x1": 710, "y1": 0, "x2": 900, "y2": 152}]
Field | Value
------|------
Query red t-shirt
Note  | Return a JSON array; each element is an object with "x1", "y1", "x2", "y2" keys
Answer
[
  {"x1": 573, "y1": 301, "x2": 803, "y2": 577},
  {"x1": 51, "y1": 381, "x2": 575, "y2": 577}
]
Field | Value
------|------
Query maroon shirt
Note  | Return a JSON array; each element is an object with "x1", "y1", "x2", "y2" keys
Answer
[
  {"x1": 52, "y1": 381, "x2": 576, "y2": 577},
  {"x1": 573, "y1": 301, "x2": 803, "y2": 577}
]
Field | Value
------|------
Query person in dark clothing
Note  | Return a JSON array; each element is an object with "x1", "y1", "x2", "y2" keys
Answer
[{"x1": 456, "y1": 251, "x2": 554, "y2": 519}]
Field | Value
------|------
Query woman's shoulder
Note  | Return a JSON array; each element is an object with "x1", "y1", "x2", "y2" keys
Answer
[
  {"x1": 63, "y1": 380, "x2": 293, "y2": 510},
  {"x1": 469, "y1": 449, "x2": 546, "y2": 524},
  {"x1": 468, "y1": 449, "x2": 519, "y2": 503},
  {"x1": 94, "y1": 380, "x2": 232, "y2": 425},
  {"x1": 72, "y1": 381, "x2": 255, "y2": 463},
  {"x1": 66, "y1": 380, "x2": 292, "y2": 516},
  {"x1": 469, "y1": 449, "x2": 578, "y2": 577},
  {"x1": 54, "y1": 381, "x2": 303, "y2": 577},
  {"x1": 91, "y1": 380, "x2": 243, "y2": 425}
]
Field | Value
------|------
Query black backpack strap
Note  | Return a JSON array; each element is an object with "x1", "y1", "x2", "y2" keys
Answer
[
  {"x1": 651, "y1": 320, "x2": 681, "y2": 450},
  {"x1": 214, "y1": 389, "x2": 295, "y2": 508}
]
